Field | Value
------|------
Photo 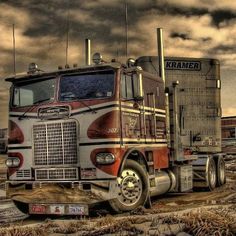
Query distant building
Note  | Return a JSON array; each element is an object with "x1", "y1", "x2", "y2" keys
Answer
[
  {"x1": 222, "y1": 116, "x2": 236, "y2": 155},
  {"x1": 0, "y1": 128, "x2": 7, "y2": 154}
]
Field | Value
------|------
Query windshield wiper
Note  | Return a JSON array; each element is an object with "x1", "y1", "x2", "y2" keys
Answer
[
  {"x1": 18, "y1": 98, "x2": 51, "y2": 120},
  {"x1": 61, "y1": 95, "x2": 97, "y2": 114}
]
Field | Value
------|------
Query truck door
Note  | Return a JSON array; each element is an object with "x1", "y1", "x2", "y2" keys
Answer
[
  {"x1": 142, "y1": 76, "x2": 166, "y2": 144},
  {"x1": 120, "y1": 71, "x2": 144, "y2": 145}
]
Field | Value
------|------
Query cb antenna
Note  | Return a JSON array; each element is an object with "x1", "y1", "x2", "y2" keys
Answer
[
  {"x1": 65, "y1": 7, "x2": 70, "y2": 67},
  {"x1": 125, "y1": 0, "x2": 128, "y2": 60},
  {"x1": 12, "y1": 24, "x2": 16, "y2": 75}
]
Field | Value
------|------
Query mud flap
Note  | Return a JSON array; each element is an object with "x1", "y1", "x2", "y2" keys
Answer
[{"x1": 144, "y1": 194, "x2": 152, "y2": 209}]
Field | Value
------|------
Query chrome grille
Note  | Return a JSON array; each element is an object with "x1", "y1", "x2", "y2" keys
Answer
[
  {"x1": 33, "y1": 120, "x2": 78, "y2": 166},
  {"x1": 16, "y1": 169, "x2": 31, "y2": 178},
  {"x1": 35, "y1": 168, "x2": 78, "y2": 180}
]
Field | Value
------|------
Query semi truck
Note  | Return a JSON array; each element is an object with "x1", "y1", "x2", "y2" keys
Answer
[{"x1": 5, "y1": 29, "x2": 225, "y2": 215}]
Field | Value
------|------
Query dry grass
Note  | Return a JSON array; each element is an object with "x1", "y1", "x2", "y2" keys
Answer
[
  {"x1": 0, "y1": 226, "x2": 46, "y2": 236},
  {"x1": 158, "y1": 208, "x2": 236, "y2": 236},
  {"x1": 81, "y1": 219, "x2": 143, "y2": 236},
  {"x1": 43, "y1": 216, "x2": 143, "y2": 236},
  {"x1": 0, "y1": 207, "x2": 235, "y2": 236}
]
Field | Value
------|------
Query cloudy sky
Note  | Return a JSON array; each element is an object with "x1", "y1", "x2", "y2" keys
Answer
[{"x1": 0, "y1": 0, "x2": 236, "y2": 128}]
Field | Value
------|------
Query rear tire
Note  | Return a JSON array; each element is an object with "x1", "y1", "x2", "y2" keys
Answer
[
  {"x1": 216, "y1": 157, "x2": 226, "y2": 186},
  {"x1": 207, "y1": 157, "x2": 217, "y2": 191},
  {"x1": 109, "y1": 159, "x2": 149, "y2": 213}
]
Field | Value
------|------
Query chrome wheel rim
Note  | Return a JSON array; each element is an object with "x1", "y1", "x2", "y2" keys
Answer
[
  {"x1": 116, "y1": 169, "x2": 142, "y2": 206},
  {"x1": 209, "y1": 161, "x2": 216, "y2": 187}
]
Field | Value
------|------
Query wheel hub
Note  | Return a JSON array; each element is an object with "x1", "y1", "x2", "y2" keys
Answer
[
  {"x1": 209, "y1": 161, "x2": 216, "y2": 187},
  {"x1": 116, "y1": 169, "x2": 142, "y2": 206}
]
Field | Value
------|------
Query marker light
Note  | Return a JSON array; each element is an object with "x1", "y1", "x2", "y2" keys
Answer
[
  {"x1": 96, "y1": 153, "x2": 115, "y2": 164},
  {"x1": 28, "y1": 62, "x2": 39, "y2": 74},
  {"x1": 92, "y1": 53, "x2": 103, "y2": 64},
  {"x1": 127, "y1": 58, "x2": 135, "y2": 67}
]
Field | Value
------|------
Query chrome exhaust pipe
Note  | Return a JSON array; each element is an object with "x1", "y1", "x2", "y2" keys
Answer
[
  {"x1": 157, "y1": 28, "x2": 170, "y2": 147},
  {"x1": 157, "y1": 28, "x2": 165, "y2": 85},
  {"x1": 85, "y1": 38, "x2": 91, "y2": 65}
]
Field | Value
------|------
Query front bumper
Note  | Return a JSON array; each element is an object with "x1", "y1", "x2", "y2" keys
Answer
[{"x1": 6, "y1": 180, "x2": 118, "y2": 215}]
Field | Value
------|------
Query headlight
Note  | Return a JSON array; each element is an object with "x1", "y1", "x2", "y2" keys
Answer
[
  {"x1": 5, "y1": 157, "x2": 21, "y2": 167},
  {"x1": 96, "y1": 153, "x2": 115, "y2": 164},
  {"x1": 12, "y1": 158, "x2": 20, "y2": 167},
  {"x1": 5, "y1": 159, "x2": 13, "y2": 167}
]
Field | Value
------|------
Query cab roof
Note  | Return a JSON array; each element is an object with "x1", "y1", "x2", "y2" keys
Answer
[
  {"x1": 5, "y1": 61, "x2": 163, "y2": 85},
  {"x1": 5, "y1": 62, "x2": 122, "y2": 83}
]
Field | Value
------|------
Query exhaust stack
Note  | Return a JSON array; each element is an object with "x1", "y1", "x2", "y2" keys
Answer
[
  {"x1": 157, "y1": 28, "x2": 170, "y2": 148},
  {"x1": 157, "y1": 28, "x2": 165, "y2": 85},
  {"x1": 85, "y1": 39, "x2": 91, "y2": 66}
]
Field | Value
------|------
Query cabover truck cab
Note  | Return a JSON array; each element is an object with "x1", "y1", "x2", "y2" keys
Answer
[
  {"x1": 6, "y1": 61, "x2": 172, "y2": 215},
  {"x1": 5, "y1": 46, "x2": 225, "y2": 215}
]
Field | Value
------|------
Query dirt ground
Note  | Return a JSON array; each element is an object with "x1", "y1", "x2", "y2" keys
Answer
[{"x1": 0, "y1": 156, "x2": 236, "y2": 236}]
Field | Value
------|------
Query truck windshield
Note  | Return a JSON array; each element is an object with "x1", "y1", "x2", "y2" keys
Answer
[
  {"x1": 59, "y1": 70, "x2": 115, "y2": 101},
  {"x1": 12, "y1": 78, "x2": 56, "y2": 107}
]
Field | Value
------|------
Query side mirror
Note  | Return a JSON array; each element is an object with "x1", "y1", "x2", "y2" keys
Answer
[{"x1": 133, "y1": 73, "x2": 144, "y2": 101}]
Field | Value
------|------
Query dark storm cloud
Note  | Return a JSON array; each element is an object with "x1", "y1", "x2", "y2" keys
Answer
[
  {"x1": 0, "y1": 0, "x2": 222, "y2": 63},
  {"x1": 170, "y1": 32, "x2": 191, "y2": 40},
  {"x1": 0, "y1": 0, "x2": 208, "y2": 41},
  {"x1": 211, "y1": 45, "x2": 236, "y2": 54},
  {"x1": 0, "y1": 0, "x2": 236, "y2": 68},
  {"x1": 2, "y1": 0, "x2": 132, "y2": 59},
  {"x1": 211, "y1": 10, "x2": 236, "y2": 27},
  {"x1": 0, "y1": 1, "x2": 236, "y2": 115},
  {"x1": 201, "y1": 37, "x2": 212, "y2": 42},
  {"x1": 159, "y1": 4, "x2": 208, "y2": 17},
  {"x1": 2, "y1": 0, "x2": 83, "y2": 38}
]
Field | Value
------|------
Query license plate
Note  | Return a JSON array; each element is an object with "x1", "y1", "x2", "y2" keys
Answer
[
  {"x1": 68, "y1": 205, "x2": 86, "y2": 215},
  {"x1": 30, "y1": 204, "x2": 46, "y2": 214},
  {"x1": 50, "y1": 205, "x2": 65, "y2": 215}
]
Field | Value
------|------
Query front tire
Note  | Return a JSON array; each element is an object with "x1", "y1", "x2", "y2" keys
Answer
[{"x1": 109, "y1": 160, "x2": 149, "y2": 213}]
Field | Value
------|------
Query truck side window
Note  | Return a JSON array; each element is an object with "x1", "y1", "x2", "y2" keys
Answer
[
  {"x1": 121, "y1": 74, "x2": 133, "y2": 99},
  {"x1": 121, "y1": 73, "x2": 142, "y2": 100}
]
